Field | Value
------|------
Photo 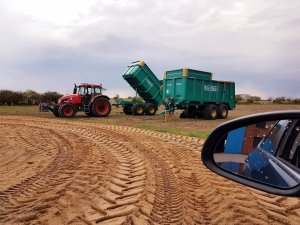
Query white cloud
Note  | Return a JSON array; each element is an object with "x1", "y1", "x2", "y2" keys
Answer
[{"x1": 0, "y1": 0, "x2": 299, "y2": 98}]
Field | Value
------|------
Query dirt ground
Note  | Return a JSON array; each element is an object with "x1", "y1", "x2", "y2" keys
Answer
[{"x1": 1, "y1": 112, "x2": 300, "y2": 225}]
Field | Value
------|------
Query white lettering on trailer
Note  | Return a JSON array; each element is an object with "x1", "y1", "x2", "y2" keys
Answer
[
  {"x1": 145, "y1": 78, "x2": 153, "y2": 87},
  {"x1": 204, "y1": 85, "x2": 218, "y2": 92}
]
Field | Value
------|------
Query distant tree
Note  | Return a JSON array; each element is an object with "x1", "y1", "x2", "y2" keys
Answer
[
  {"x1": 235, "y1": 95, "x2": 243, "y2": 103},
  {"x1": 41, "y1": 91, "x2": 63, "y2": 103},
  {"x1": 293, "y1": 98, "x2": 300, "y2": 104},
  {"x1": 23, "y1": 90, "x2": 41, "y2": 105},
  {"x1": 113, "y1": 94, "x2": 120, "y2": 101},
  {"x1": 273, "y1": 96, "x2": 286, "y2": 104},
  {"x1": 0, "y1": 90, "x2": 14, "y2": 105},
  {"x1": 252, "y1": 96, "x2": 261, "y2": 102}
]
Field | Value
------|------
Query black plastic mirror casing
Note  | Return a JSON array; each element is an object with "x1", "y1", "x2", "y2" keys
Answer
[{"x1": 201, "y1": 110, "x2": 300, "y2": 196}]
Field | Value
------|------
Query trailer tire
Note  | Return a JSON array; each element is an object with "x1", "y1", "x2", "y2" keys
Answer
[
  {"x1": 92, "y1": 98, "x2": 111, "y2": 117},
  {"x1": 145, "y1": 103, "x2": 157, "y2": 115},
  {"x1": 59, "y1": 103, "x2": 76, "y2": 118},
  {"x1": 132, "y1": 103, "x2": 145, "y2": 116},
  {"x1": 218, "y1": 104, "x2": 228, "y2": 119},
  {"x1": 179, "y1": 110, "x2": 188, "y2": 118},
  {"x1": 123, "y1": 104, "x2": 133, "y2": 115},
  {"x1": 204, "y1": 104, "x2": 218, "y2": 120}
]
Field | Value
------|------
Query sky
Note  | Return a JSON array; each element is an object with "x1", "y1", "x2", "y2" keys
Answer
[{"x1": 0, "y1": 0, "x2": 299, "y2": 99}]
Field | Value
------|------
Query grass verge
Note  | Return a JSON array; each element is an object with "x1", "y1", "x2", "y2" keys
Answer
[{"x1": 136, "y1": 124, "x2": 210, "y2": 139}]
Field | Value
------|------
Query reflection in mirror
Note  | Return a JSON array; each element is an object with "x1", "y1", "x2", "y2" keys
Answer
[{"x1": 214, "y1": 119, "x2": 300, "y2": 188}]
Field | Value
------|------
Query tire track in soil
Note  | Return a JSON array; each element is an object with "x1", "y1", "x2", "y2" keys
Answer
[
  {"x1": 104, "y1": 124, "x2": 293, "y2": 225},
  {"x1": 0, "y1": 116, "x2": 298, "y2": 225}
]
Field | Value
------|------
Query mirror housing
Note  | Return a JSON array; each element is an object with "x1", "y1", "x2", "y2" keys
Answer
[{"x1": 201, "y1": 110, "x2": 300, "y2": 196}]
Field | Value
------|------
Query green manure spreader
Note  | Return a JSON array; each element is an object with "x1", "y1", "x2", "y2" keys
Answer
[{"x1": 118, "y1": 61, "x2": 235, "y2": 119}]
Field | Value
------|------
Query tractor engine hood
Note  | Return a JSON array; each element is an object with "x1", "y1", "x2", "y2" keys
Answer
[{"x1": 58, "y1": 94, "x2": 81, "y2": 105}]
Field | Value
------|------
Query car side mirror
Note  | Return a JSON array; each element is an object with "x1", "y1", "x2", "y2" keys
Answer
[{"x1": 201, "y1": 110, "x2": 300, "y2": 196}]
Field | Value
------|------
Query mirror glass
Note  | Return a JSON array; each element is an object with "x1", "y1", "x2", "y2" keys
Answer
[{"x1": 214, "y1": 119, "x2": 300, "y2": 188}]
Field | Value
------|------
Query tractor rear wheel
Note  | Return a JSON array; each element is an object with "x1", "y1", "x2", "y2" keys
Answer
[
  {"x1": 203, "y1": 104, "x2": 218, "y2": 120},
  {"x1": 92, "y1": 98, "x2": 111, "y2": 117},
  {"x1": 145, "y1": 103, "x2": 157, "y2": 115},
  {"x1": 132, "y1": 103, "x2": 144, "y2": 116},
  {"x1": 59, "y1": 103, "x2": 76, "y2": 118},
  {"x1": 218, "y1": 104, "x2": 228, "y2": 119},
  {"x1": 123, "y1": 104, "x2": 133, "y2": 115}
]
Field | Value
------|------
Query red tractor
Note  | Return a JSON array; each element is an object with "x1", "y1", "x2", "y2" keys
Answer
[{"x1": 41, "y1": 83, "x2": 111, "y2": 118}]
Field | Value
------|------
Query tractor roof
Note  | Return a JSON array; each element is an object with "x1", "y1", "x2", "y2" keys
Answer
[{"x1": 78, "y1": 83, "x2": 102, "y2": 87}]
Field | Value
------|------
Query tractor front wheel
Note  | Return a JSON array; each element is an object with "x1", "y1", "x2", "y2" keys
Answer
[
  {"x1": 92, "y1": 98, "x2": 111, "y2": 117},
  {"x1": 59, "y1": 103, "x2": 76, "y2": 118}
]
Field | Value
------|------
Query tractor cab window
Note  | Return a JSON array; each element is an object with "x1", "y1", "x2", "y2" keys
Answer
[
  {"x1": 94, "y1": 87, "x2": 102, "y2": 94},
  {"x1": 78, "y1": 86, "x2": 86, "y2": 95}
]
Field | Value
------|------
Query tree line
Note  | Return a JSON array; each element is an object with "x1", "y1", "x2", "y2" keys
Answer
[
  {"x1": 0, "y1": 90, "x2": 62, "y2": 105},
  {"x1": 236, "y1": 94, "x2": 300, "y2": 104}
]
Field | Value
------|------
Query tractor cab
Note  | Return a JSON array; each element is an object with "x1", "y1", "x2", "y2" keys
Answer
[{"x1": 74, "y1": 84, "x2": 103, "y2": 96}]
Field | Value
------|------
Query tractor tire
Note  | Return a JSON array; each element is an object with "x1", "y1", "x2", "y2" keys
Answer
[
  {"x1": 218, "y1": 104, "x2": 228, "y2": 119},
  {"x1": 203, "y1": 104, "x2": 218, "y2": 120},
  {"x1": 52, "y1": 104, "x2": 60, "y2": 117},
  {"x1": 91, "y1": 98, "x2": 111, "y2": 117},
  {"x1": 132, "y1": 103, "x2": 145, "y2": 116},
  {"x1": 59, "y1": 103, "x2": 76, "y2": 118},
  {"x1": 123, "y1": 104, "x2": 133, "y2": 115},
  {"x1": 145, "y1": 103, "x2": 157, "y2": 115}
]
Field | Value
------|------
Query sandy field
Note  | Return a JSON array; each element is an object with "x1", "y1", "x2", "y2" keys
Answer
[{"x1": 1, "y1": 114, "x2": 300, "y2": 225}]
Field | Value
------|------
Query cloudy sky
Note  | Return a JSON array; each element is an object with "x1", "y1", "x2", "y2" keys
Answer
[{"x1": 0, "y1": 0, "x2": 299, "y2": 98}]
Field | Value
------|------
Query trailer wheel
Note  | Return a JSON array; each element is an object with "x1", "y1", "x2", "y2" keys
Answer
[
  {"x1": 132, "y1": 103, "x2": 144, "y2": 116},
  {"x1": 123, "y1": 104, "x2": 133, "y2": 115},
  {"x1": 145, "y1": 103, "x2": 157, "y2": 115},
  {"x1": 59, "y1": 103, "x2": 76, "y2": 118},
  {"x1": 204, "y1": 104, "x2": 218, "y2": 120},
  {"x1": 92, "y1": 98, "x2": 111, "y2": 117},
  {"x1": 52, "y1": 104, "x2": 60, "y2": 117},
  {"x1": 218, "y1": 104, "x2": 228, "y2": 119}
]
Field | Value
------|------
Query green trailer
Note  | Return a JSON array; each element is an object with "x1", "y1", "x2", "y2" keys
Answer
[
  {"x1": 120, "y1": 61, "x2": 235, "y2": 119},
  {"x1": 163, "y1": 68, "x2": 235, "y2": 119},
  {"x1": 120, "y1": 61, "x2": 163, "y2": 115}
]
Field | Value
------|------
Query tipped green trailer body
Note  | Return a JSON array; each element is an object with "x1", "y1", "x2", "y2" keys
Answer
[
  {"x1": 122, "y1": 61, "x2": 163, "y2": 106},
  {"x1": 120, "y1": 61, "x2": 235, "y2": 119},
  {"x1": 120, "y1": 61, "x2": 163, "y2": 116}
]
